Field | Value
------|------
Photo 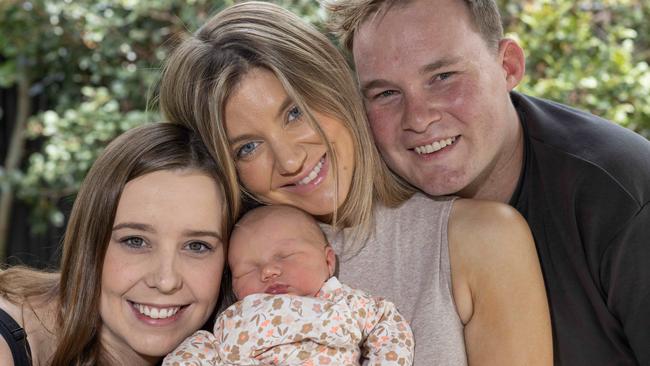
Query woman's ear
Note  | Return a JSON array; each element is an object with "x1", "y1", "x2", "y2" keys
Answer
[
  {"x1": 499, "y1": 38, "x2": 526, "y2": 91},
  {"x1": 325, "y1": 246, "x2": 337, "y2": 277}
]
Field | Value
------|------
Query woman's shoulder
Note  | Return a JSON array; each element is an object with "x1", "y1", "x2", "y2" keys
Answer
[
  {"x1": 449, "y1": 198, "x2": 525, "y2": 229},
  {"x1": 0, "y1": 297, "x2": 25, "y2": 366},
  {"x1": 447, "y1": 198, "x2": 537, "y2": 320},
  {"x1": 445, "y1": 198, "x2": 552, "y2": 363},
  {"x1": 0, "y1": 292, "x2": 58, "y2": 325},
  {"x1": 0, "y1": 294, "x2": 58, "y2": 366},
  {"x1": 448, "y1": 198, "x2": 531, "y2": 256},
  {"x1": 0, "y1": 338, "x2": 15, "y2": 366},
  {"x1": 0, "y1": 296, "x2": 23, "y2": 329}
]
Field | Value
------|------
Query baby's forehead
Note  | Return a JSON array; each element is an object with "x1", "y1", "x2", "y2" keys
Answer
[
  {"x1": 239, "y1": 206, "x2": 316, "y2": 229},
  {"x1": 233, "y1": 206, "x2": 325, "y2": 243}
]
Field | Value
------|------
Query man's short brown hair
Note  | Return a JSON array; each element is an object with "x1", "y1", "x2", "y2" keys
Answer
[{"x1": 324, "y1": 0, "x2": 504, "y2": 53}]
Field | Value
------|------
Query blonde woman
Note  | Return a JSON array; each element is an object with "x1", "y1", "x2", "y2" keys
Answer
[
  {"x1": 0, "y1": 124, "x2": 233, "y2": 365},
  {"x1": 159, "y1": 2, "x2": 552, "y2": 365}
]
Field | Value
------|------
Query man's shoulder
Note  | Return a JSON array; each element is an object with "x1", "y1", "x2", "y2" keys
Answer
[
  {"x1": 513, "y1": 92, "x2": 650, "y2": 156},
  {"x1": 513, "y1": 92, "x2": 650, "y2": 204}
]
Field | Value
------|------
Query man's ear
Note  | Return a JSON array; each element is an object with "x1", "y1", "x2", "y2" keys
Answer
[
  {"x1": 325, "y1": 246, "x2": 337, "y2": 277},
  {"x1": 499, "y1": 38, "x2": 526, "y2": 91}
]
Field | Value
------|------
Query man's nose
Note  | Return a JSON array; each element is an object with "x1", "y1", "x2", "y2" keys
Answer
[{"x1": 401, "y1": 92, "x2": 443, "y2": 133}]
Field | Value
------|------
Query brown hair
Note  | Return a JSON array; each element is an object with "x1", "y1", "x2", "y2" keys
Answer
[
  {"x1": 0, "y1": 123, "x2": 233, "y2": 365},
  {"x1": 158, "y1": 1, "x2": 413, "y2": 256},
  {"x1": 324, "y1": 0, "x2": 504, "y2": 53}
]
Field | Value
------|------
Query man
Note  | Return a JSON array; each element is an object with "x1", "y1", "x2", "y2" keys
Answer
[{"x1": 325, "y1": 0, "x2": 650, "y2": 365}]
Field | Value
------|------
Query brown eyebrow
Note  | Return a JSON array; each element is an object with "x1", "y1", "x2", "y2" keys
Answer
[
  {"x1": 360, "y1": 79, "x2": 394, "y2": 96},
  {"x1": 182, "y1": 230, "x2": 223, "y2": 242},
  {"x1": 420, "y1": 56, "x2": 462, "y2": 75},
  {"x1": 227, "y1": 96, "x2": 294, "y2": 146},
  {"x1": 112, "y1": 223, "x2": 223, "y2": 242},
  {"x1": 360, "y1": 56, "x2": 463, "y2": 95},
  {"x1": 112, "y1": 222, "x2": 154, "y2": 232},
  {"x1": 229, "y1": 133, "x2": 258, "y2": 147}
]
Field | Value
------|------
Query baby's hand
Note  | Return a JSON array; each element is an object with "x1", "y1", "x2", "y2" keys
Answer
[{"x1": 162, "y1": 330, "x2": 221, "y2": 366}]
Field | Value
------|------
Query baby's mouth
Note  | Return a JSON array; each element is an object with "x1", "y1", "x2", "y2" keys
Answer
[{"x1": 265, "y1": 284, "x2": 290, "y2": 295}]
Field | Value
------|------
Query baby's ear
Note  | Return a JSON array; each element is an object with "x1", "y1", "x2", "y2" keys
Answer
[{"x1": 325, "y1": 246, "x2": 337, "y2": 277}]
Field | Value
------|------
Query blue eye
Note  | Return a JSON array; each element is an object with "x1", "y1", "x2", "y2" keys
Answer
[
  {"x1": 236, "y1": 141, "x2": 259, "y2": 159},
  {"x1": 185, "y1": 241, "x2": 212, "y2": 253},
  {"x1": 121, "y1": 236, "x2": 146, "y2": 248},
  {"x1": 287, "y1": 105, "x2": 302, "y2": 122}
]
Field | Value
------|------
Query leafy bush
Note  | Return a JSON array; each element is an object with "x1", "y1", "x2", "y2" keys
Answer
[{"x1": 501, "y1": 0, "x2": 650, "y2": 137}]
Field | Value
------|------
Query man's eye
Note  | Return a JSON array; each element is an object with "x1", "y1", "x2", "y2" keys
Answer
[
  {"x1": 374, "y1": 90, "x2": 398, "y2": 100},
  {"x1": 287, "y1": 105, "x2": 302, "y2": 122},
  {"x1": 186, "y1": 241, "x2": 212, "y2": 253},
  {"x1": 436, "y1": 72, "x2": 454, "y2": 81},
  {"x1": 121, "y1": 236, "x2": 145, "y2": 248},
  {"x1": 236, "y1": 141, "x2": 259, "y2": 159}
]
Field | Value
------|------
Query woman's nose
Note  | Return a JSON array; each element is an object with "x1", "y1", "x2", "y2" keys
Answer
[
  {"x1": 145, "y1": 252, "x2": 183, "y2": 293},
  {"x1": 271, "y1": 139, "x2": 307, "y2": 176}
]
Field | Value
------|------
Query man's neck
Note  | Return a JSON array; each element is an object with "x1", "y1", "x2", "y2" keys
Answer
[
  {"x1": 468, "y1": 168, "x2": 521, "y2": 203},
  {"x1": 459, "y1": 113, "x2": 525, "y2": 203}
]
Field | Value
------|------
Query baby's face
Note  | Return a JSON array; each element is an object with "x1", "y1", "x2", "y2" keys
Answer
[{"x1": 229, "y1": 208, "x2": 336, "y2": 299}]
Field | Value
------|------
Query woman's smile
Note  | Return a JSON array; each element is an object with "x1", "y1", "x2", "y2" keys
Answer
[
  {"x1": 128, "y1": 300, "x2": 189, "y2": 325},
  {"x1": 280, "y1": 154, "x2": 328, "y2": 193}
]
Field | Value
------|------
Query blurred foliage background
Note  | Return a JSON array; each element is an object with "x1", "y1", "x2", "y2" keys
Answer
[{"x1": 1, "y1": 0, "x2": 649, "y2": 266}]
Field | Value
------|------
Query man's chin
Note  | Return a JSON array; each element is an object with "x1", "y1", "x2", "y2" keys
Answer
[{"x1": 413, "y1": 177, "x2": 466, "y2": 197}]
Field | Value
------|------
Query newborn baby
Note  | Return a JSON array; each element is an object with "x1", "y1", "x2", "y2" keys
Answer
[{"x1": 164, "y1": 205, "x2": 414, "y2": 366}]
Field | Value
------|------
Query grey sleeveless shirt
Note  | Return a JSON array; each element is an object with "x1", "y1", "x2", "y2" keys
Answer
[{"x1": 321, "y1": 194, "x2": 467, "y2": 365}]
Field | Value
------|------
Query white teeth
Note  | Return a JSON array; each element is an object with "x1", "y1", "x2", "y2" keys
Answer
[
  {"x1": 297, "y1": 157, "x2": 324, "y2": 185},
  {"x1": 133, "y1": 303, "x2": 180, "y2": 319},
  {"x1": 414, "y1": 137, "x2": 456, "y2": 155}
]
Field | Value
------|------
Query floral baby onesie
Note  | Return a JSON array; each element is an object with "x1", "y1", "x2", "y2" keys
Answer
[{"x1": 163, "y1": 277, "x2": 414, "y2": 365}]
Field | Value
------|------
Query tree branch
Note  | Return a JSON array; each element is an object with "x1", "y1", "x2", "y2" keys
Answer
[{"x1": 0, "y1": 56, "x2": 31, "y2": 261}]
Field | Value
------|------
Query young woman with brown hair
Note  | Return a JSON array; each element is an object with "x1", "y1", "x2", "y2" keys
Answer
[{"x1": 0, "y1": 123, "x2": 234, "y2": 365}]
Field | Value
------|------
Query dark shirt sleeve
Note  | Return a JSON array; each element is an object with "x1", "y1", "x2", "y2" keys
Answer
[{"x1": 601, "y1": 202, "x2": 650, "y2": 364}]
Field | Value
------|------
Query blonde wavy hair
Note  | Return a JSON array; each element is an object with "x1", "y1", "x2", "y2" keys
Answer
[{"x1": 158, "y1": 1, "x2": 413, "y2": 256}]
